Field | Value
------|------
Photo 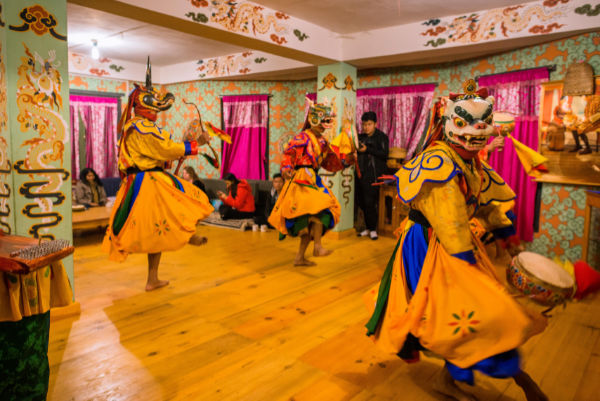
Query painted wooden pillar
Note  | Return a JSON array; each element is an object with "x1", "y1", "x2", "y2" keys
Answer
[
  {"x1": 2, "y1": 0, "x2": 74, "y2": 287},
  {"x1": 0, "y1": 7, "x2": 13, "y2": 235},
  {"x1": 316, "y1": 63, "x2": 357, "y2": 233}
]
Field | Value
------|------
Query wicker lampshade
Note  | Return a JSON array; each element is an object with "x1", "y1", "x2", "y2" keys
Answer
[
  {"x1": 387, "y1": 147, "x2": 407, "y2": 169},
  {"x1": 563, "y1": 62, "x2": 595, "y2": 96}
]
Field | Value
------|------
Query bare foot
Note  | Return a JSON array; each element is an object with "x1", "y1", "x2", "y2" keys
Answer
[
  {"x1": 313, "y1": 247, "x2": 333, "y2": 257},
  {"x1": 189, "y1": 235, "x2": 208, "y2": 246},
  {"x1": 514, "y1": 371, "x2": 548, "y2": 401},
  {"x1": 145, "y1": 279, "x2": 169, "y2": 291},
  {"x1": 294, "y1": 258, "x2": 316, "y2": 267},
  {"x1": 432, "y1": 369, "x2": 477, "y2": 401}
]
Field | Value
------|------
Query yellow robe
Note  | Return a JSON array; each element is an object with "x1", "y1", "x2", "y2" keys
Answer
[{"x1": 365, "y1": 141, "x2": 544, "y2": 368}]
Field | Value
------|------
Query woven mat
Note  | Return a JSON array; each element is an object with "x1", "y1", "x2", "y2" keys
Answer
[{"x1": 199, "y1": 212, "x2": 253, "y2": 230}]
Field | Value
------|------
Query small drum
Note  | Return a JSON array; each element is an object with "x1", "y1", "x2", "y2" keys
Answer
[{"x1": 507, "y1": 252, "x2": 574, "y2": 307}]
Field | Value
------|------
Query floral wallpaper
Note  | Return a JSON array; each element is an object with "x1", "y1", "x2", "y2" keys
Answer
[
  {"x1": 526, "y1": 184, "x2": 597, "y2": 266},
  {"x1": 68, "y1": 74, "x2": 131, "y2": 95}
]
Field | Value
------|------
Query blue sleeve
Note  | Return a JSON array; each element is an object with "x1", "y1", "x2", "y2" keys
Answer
[{"x1": 184, "y1": 141, "x2": 192, "y2": 155}]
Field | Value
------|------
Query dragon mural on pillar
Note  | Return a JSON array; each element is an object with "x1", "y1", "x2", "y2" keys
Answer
[
  {"x1": 14, "y1": 43, "x2": 69, "y2": 239},
  {"x1": 0, "y1": 42, "x2": 10, "y2": 233}
]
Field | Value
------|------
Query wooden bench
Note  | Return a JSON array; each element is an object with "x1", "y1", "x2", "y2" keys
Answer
[{"x1": 72, "y1": 206, "x2": 112, "y2": 231}]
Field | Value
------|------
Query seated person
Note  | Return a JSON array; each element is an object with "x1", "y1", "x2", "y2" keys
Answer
[
  {"x1": 217, "y1": 173, "x2": 256, "y2": 220},
  {"x1": 74, "y1": 168, "x2": 107, "y2": 207},
  {"x1": 182, "y1": 165, "x2": 206, "y2": 192},
  {"x1": 254, "y1": 173, "x2": 284, "y2": 227}
]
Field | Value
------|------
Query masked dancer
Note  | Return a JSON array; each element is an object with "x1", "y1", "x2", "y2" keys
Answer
[
  {"x1": 269, "y1": 100, "x2": 355, "y2": 266},
  {"x1": 103, "y1": 59, "x2": 213, "y2": 291},
  {"x1": 364, "y1": 80, "x2": 548, "y2": 401}
]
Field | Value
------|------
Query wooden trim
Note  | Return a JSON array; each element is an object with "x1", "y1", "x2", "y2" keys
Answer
[
  {"x1": 325, "y1": 228, "x2": 355, "y2": 240},
  {"x1": 534, "y1": 175, "x2": 600, "y2": 188},
  {"x1": 70, "y1": 89, "x2": 124, "y2": 98},
  {"x1": 50, "y1": 302, "x2": 81, "y2": 322}
]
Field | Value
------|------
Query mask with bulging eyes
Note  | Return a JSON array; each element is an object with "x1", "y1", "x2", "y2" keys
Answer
[
  {"x1": 443, "y1": 95, "x2": 496, "y2": 152},
  {"x1": 308, "y1": 103, "x2": 335, "y2": 131},
  {"x1": 134, "y1": 85, "x2": 175, "y2": 112}
]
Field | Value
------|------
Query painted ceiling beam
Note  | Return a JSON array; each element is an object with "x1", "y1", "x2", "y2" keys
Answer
[
  {"x1": 342, "y1": 0, "x2": 600, "y2": 61},
  {"x1": 67, "y1": 0, "x2": 340, "y2": 65}
]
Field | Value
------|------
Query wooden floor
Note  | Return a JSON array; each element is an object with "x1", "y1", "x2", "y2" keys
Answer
[{"x1": 48, "y1": 226, "x2": 600, "y2": 401}]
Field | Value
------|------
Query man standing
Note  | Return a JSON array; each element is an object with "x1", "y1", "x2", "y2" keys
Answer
[{"x1": 356, "y1": 111, "x2": 389, "y2": 240}]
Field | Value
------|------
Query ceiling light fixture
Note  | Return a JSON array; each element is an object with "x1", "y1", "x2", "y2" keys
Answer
[{"x1": 91, "y1": 39, "x2": 100, "y2": 60}]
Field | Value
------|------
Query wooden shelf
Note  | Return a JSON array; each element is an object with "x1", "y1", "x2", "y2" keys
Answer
[{"x1": 377, "y1": 185, "x2": 409, "y2": 238}]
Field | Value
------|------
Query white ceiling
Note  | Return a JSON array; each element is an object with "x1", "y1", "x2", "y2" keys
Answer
[
  {"x1": 254, "y1": 0, "x2": 531, "y2": 34},
  {"x1": 67, "y1": 3, "x2": 247, "y2": 66}
]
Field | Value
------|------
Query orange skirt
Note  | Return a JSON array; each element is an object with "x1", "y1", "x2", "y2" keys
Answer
[
  {"x1": 102, "y1": 171, "x2": 213, "y2": 262},
  {"x1": 268, "y1": 167, "x2": 341, "y2": 236},
  {"x1": 364, "y1": 219, "x2": 545, "y2": 368}
]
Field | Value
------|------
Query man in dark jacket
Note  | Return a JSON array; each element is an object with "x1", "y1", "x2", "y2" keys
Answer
[{"x1": 356, "y1": 111, "x2": 389, "y2": 240}]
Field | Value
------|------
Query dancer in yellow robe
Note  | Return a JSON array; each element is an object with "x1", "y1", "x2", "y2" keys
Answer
[
  {"x1": 364, "y1": 80, "x2": 548, "y2": 401},
  {"x1": 102, "y1": 60, "x2": 213, "y2": 291}
]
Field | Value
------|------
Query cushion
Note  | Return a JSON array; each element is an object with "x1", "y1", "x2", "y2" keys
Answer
[{"x1": 574, "y1": 261, "x2": 600, "y2": 300}]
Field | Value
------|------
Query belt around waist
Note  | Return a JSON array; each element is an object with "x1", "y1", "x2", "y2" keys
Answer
[
  {"x1": 294, "y1": 165, "x2": 316, "y2": 170},
  {"x1": 125, "y1": 166, "x2": 164, "y2": 175},
  {"x1": 408, "y1": 209, "x2": 431, "y2": 228}
]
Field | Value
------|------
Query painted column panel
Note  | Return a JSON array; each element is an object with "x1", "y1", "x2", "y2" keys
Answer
[
  {"x1": 4, "y1": 0, "x2": 73, "y2": 286},
  {"x1": 317, "y1": 63, "x2": 357, "y2": 232},
  {"x1": 0, "y1": 4, "x2": 14, "y2": 234}
]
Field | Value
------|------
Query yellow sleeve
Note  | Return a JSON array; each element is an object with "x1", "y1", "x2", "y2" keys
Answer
[
  {"x1": 474, "y1": 201, "x2": 513, "y2": 232},
  {"x1": 130, "y1": 125, "x2": 186, "y2": 162},
  {"x1": 412, "y1": 178, "x2": 473, "y2": 255}
]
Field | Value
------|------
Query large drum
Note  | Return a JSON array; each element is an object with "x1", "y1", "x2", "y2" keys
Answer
[{"x1": 507, "y1": 252, "x2": 574, "y2": 307}]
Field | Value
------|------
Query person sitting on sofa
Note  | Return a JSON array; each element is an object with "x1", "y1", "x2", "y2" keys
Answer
[
  {"x1": 74, "y1": 167, "x2": 107, "y2": 207},
  {"x1": 216, "y1": 173, "x2": 256, "y2": 220},
  {"x1": 182, "y1": 165, "x2": 206, "y2": 192}
]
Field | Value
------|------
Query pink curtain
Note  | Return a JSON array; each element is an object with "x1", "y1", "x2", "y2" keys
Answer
[
  {"x1": 70, "y1": 95, "x2": 119, "y2": 178},
  {"x1": 479, "y1": 68, "x2": 549, "y2": 242},
  {"x1": 221, "y1": 95, "x2": 269, "y2": 180},
  {"x1": 356, "y1": 84, "x2": 436, "y2": 158}
]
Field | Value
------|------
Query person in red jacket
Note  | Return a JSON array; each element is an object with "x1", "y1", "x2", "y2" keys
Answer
[{"x1": 217, "y1": 173, "x2": 256, "y2": 220}]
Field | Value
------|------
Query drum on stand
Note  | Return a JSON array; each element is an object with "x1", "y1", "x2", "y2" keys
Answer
[{"x1": 507, "y1": 252, "x2": 574, "y2": 314}]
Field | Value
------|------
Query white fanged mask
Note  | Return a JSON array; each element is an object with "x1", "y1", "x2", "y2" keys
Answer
[{"x1": 443, "y1": 96, "x2": 496, "y2": 152}]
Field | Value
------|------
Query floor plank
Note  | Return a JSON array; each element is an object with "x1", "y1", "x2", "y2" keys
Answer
[{"x1": 48, "y1": 226, "x2": 600, "y2": 400}]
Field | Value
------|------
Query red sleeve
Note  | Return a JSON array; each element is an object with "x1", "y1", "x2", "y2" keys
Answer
[
  {"x1": 281, "y1": 133, "x2": 311, "y2": 173},
  {"x1": 320, "y1": 144, "x2": 345, "y2": 172},
  {"x1": 281, "y1": 146, "x2": 296, "y2": 174}
]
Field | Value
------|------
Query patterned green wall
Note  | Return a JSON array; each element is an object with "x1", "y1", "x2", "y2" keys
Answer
[
  {"x1": 160, "y1": 79, "x2": 316, "y2": 179},
  {"x1": 527, "y1": 184, "x2": 598, "y2": 266},
  {"x1": 69, "y1": 74, "x2": 132, "y2": 95}
]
